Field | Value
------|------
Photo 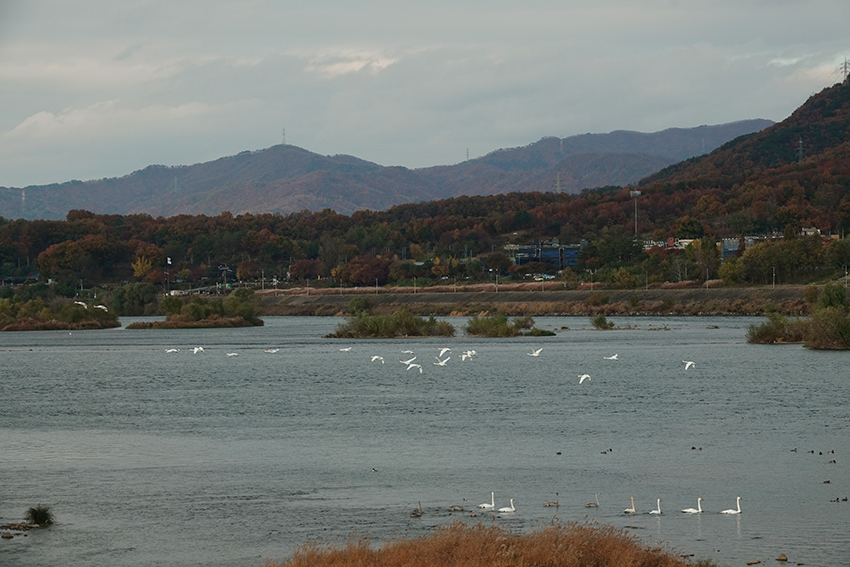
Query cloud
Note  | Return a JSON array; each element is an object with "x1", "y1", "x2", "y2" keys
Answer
[{"x1": 1, "y1": 0, "x2": 849, "y2": 186}]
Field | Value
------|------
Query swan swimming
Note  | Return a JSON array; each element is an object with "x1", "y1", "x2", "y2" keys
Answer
[
  {"x1": 603, "y1": 354, "x2": 618, "y2": 360},
  {"x1": 721, "y1": 496, "x2": 742, "y2": 514},
  {"x1": 544, "y1": 493, "x2": 559, "y2": 507},
  {"x1": 478, "y1": 492, "x2": 495, "y2": 510},
  {"x1": 448, "y1": 498, "x2": 466, "y2": 512},
  {"x1": 498, "y1": 499, "x2": 516, "y2": 513},
  {"x1": 410, "y1": 501, "x2": 423, "y2": 517},
  {"x1": 683, "y1": 360, "x2": 696, "y2": 369},
  {"x1": 578, "y1": 374, "x2": 591, "y2": 384},
  {"x1": 624, "y1": 496, "x2": 636, "y2": 514},
  {"x1": 527, "y1": 348, "x2": 542, "y2": 357},
  {"x1": 649, "y1": 498, "x2": 662, "y2": 515},
  {"x1": 681, "y1": 497, "x2": 703, "y2": 513},
  {"x1": 585, "y1": 493, "x2": 600, "y2": 507}
]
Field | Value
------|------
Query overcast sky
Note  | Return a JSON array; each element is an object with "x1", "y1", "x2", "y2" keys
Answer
[{"x1": 1, "y1": 1, "x2": 848, "y2": 188}]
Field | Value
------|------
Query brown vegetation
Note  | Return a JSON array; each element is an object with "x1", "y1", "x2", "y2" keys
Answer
[
  {"x1": 125, "y1": 315, "x2": 262, "y2": 329},
  {"x1": 259, "y1": 521, "x2": 709, "y2": 567},
  {"x1": 2, "y1": 317, "x2": 120, "y2": 332}
]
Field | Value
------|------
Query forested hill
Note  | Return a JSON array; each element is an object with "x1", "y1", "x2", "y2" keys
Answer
[
  {"x1": 0, "y1": 120, "x2": 770, "y2": 221},
  {"x1": 632, "y1": 80, "x2": 850, "y2": 237}
]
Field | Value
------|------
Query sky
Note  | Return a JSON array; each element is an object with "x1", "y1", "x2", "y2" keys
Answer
[{"x1": 1, "y1": 1, "x2": 848, "y2": 188}]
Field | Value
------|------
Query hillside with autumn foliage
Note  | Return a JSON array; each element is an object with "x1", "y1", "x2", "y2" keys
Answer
[
  {"x1": 1, "y1": 83, "x2": 850, "y2": 313},
  {"x1": 0, "y1": 120, "x2": 769, "y2": 221}
]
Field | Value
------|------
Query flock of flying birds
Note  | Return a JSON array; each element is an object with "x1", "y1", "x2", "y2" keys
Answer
[
  {"x1": 338, "y1": 346, "x2": 697, "y2": 384},
  {"x1": 407, "y1": 491, "x2": 744, "y2": 518},
  {"x1": 339, "y1": 346, "x2": 480, "y2": 374}
]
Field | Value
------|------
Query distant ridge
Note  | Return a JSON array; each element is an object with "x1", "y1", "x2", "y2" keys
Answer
[{"x1": 0, "y1": 119, "x2": 772, "y2": 220}]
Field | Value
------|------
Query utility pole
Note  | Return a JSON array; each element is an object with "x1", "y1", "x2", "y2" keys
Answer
[{"x1": 630, "y1": 190, "x2": 642, "y2": 236}]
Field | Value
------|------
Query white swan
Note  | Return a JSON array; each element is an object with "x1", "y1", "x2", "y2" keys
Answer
[
  {"x1": 226, "y1": 352, "x2": 239, "y2": 357},
  {"x1": 74, "y1": 301, "x2": 87, "y2": 308},
  {"x1": 339, "y1": 347, "x2": 352, "y2": 352},
  {"x1": 410, "y1": 501, "x2": 423, "y2": 517},
  {"x1": 438, "y1": 348, "x2": 451, "y2": 357},
  {"x1": 603, "y1": 354, "x2": 618, "y2": 360},
  {"x1": 407, "y1": 363, "x2": 423, "y2": 373},
  {"x1": 585, "y1": 493, "x2": 600, "y2": 507},
  {"x1": 94, "y1": 304, "x2": 108, "y2": 312},
  {"x1": 682, "y1": 498, "x2": 703, "y2": 513},
  {"x1": 400, "y1": 356, "x2": 417, "y2": 365},
  {"x1": 371, "y1": 355, "x2": 384, "y2": 363},
  {"x1": 448, "y1": 498, "x2": 466, "y2": 512},
  {"x1": 683, "y1": 360, "x2": 695, "y2": 369},
  {"x1": 433, "y1": 356, "x2": 450, "y2": 366},
  {"x1": 498, "y1": 499, "x2": 515, "y2": 513},
  {"x1": 401, "y1": 350, "x2": 414, "y2": 354},
  {"x1": 624, "y1": 496, "x2": 636, "y2": 514},
  {"x1": 721, "y1": 496, "x2": 742, "y2": 514},
  {"x1": 544, "y1": 493, "x2": 559, "y2": 507},
  {"x1": 264, "y1": 349, "x2": 279, "y2": 353},
  {"x1": 649, "y1": 498, "x2": 662, "y2": 515},
  {"x1": 527, "y1": 348, "x2": 542, "y2": 357},
  {"x1": 165, "y1": 348, "x2": 178, "y2": 353},
  {"x1": 579, "y1": 374, "x2": 591, "y2": 384},
  {"x1": 478, "y1": 492, "x2": 495, "y2": 509},
  {"x1": 192, "y1": 346, "x2": 204, "y2": 354}
]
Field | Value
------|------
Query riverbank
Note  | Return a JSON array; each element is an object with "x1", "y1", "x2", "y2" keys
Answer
[{"x1": 256, "y1": 285, "x2": 809, "y2": 317}]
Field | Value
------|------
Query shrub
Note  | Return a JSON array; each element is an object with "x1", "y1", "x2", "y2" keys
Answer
[
  {"x1": 328, "y1": 307, "x2": 455, "y2": 338},
  {"x1": 803, "y1": 284, "x2": 820, "y2": 305},
  {"x1": 746, "y1": 312, "x2": 805, "y2": 344},
  {"x1": 587, "y1": 292, "x2": 609, "y2": 306},
  {"x1": 25, "y1": 504, "x2": 54, "y2": 526},
  {"x1": 590, "y1": 314, "x2": 614, "y2": 330},
  {"x1": 465, "y1": 313, "x2": 536, "y2": 337},
  {"x1": 804, "y1": 306, "x2": 850, "y2": 349}
]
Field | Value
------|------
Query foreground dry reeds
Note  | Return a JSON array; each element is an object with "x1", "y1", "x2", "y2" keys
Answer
[{"x1": 259, "y1": 521, "x2": 714, "y2": 567}]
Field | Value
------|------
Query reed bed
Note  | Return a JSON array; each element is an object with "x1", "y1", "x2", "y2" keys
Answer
[{"x1": 260, "y1": 521, "x2": 709, "y2": 567}]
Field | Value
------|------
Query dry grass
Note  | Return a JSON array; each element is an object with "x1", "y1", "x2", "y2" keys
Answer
[{"x1": 259, "y1": 521, "x2": 707, "y2": 567}]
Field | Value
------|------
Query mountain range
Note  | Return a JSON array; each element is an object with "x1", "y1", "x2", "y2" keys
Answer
[{"x1": 0, "y1": 119, "x2": 772, "y2": 221}]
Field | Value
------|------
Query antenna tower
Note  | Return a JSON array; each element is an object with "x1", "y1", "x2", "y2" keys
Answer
[{"x1": 282, "y1": 127, "x2": 286, "y2": 145}]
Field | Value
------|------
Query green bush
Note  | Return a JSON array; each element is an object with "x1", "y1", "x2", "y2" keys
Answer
[
  {"x1": 25, "y1": 504, "x2": 54, "y2": 526},
  {"x1": 328, "y1": 307, "x2": 455, "y2": 338},
  {"x1": 590, "y1": 314, "x2": 614, "y2": 330},
  {"x1": 746, "y1": 312, "x2": 805, "y2": 344},
  {"x1": 465, "y1": 313, "x2": 537, "y2": 337}
]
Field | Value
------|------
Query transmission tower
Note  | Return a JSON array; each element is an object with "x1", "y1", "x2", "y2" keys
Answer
[
  {"x1": 842, "y1": 58, "x2": 850, "y2": 83},
  {"x1": 21, "y1": 189, "x2": 25, "y2": 218}
]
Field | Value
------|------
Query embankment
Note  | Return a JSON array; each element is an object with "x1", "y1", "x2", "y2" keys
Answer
[{"x1": 256, "y1": 285, "x2": 809, "y2": 317}]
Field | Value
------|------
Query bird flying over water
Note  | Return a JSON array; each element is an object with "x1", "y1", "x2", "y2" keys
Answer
[
  {"x1": 371, "y1": 355, "x2": 385, "y2": 363},
  {"x1": 264, "y1": 349, "x2": 279, "y2": 353},
  {"x1": 438, "y1": 348, "x2": 451, "y2": 357},
  {"x1": 74, "y1": 301, "x2": 87, "y2": 308},
  {"x1": 400, "y1": 356, "x2": 417, "y2": 365},
  {"x1": 165, "y1": 348, "x2": 178, "y2": 353},
  {"x1": 94, "y1": 304, "x2": 108, "y2": 312},
  {"x1": 683, "y1": 360, "x2": 695, "y2": 370},
  {"x1": 407, "y1": 363, "x2": 423, "y2": 373},
  {"x1": 433, "y1": 356, "x2": 450, "y2": 366},
  {"x1": 339, "y1": 347, "x2": 352, "y2": 352},
  {"x1": 527, "y1": 348, "x2": 542, "y2": 357},
  {"x1": 193, "y1": 347, "x2": 204, "y2": 354},
  {"x1": 579, "y1": 374, "x2": 591, "y2": 384},
  {"x1": 603, "y1": 354, "x2": 618, "y2": 360}
]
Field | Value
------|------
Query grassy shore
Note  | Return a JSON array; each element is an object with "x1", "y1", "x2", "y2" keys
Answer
[
  {"x1": 258, "y1": 521, "x2": 713, "y2": 567},
  {"x1": 257, "y1": 285, "x2": 809, "y2": 317},
  {"x1": 125, "y1": 314, "x2": 263, "y2": 329}
]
